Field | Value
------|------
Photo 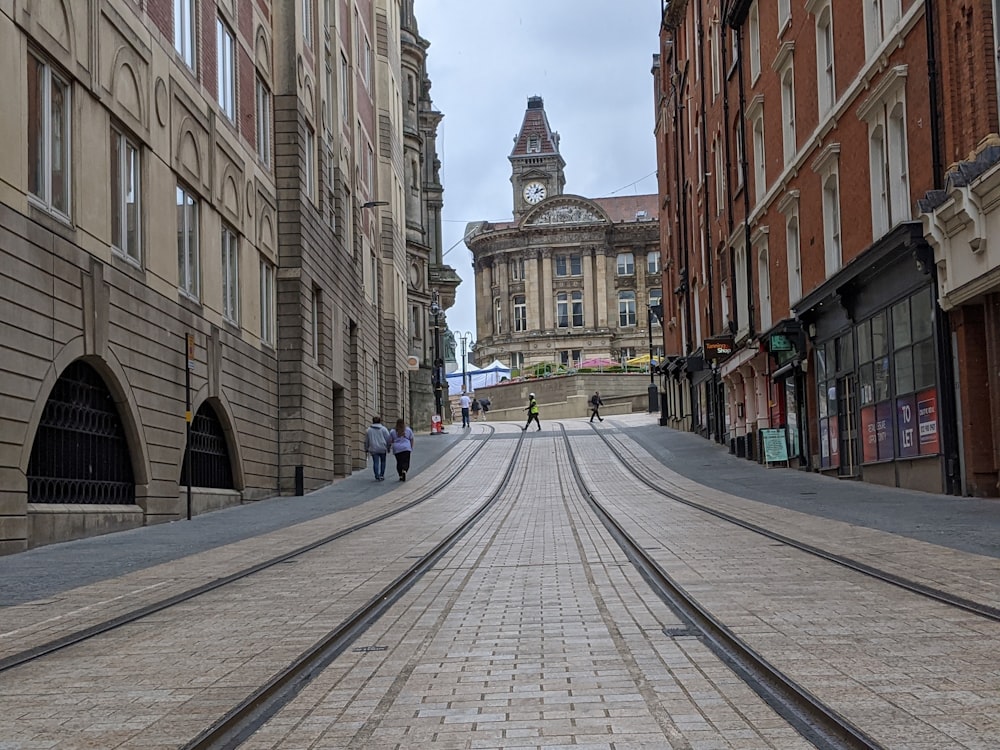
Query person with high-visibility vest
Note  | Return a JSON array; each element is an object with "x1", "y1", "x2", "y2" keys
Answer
[{"x1": 522, "y1": 393, "x2": 541, "y2": 431}]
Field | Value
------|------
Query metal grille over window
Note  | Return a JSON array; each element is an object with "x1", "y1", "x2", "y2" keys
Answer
[
  {"x1": 27, "y1": 361, "x2": 135, "y2": 504},
  {"x1": 181, "y1": 404, "x2": 234, "y2": 489}
]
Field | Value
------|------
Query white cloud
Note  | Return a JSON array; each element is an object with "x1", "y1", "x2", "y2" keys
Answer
[{"x1": 418, "y1": 0, "x2": 662, "y2": 350}]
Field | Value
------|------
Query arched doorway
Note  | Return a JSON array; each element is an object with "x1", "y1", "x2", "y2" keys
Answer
[
  {"x1": 181, "y1": 402, "x2": 235, "y2": 489},
  {"x1": 27, "y1": 360, "x2": 135, "y2": 504}
]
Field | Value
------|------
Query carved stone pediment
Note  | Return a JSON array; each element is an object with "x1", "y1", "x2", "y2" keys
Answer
[{"x1": 525, "y1": 198, "x2": 606, "y2": 227}]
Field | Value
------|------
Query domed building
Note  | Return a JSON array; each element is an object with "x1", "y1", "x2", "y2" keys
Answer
[{"x1": 467, "y1": 97, "x2": 662, "y2": 373}]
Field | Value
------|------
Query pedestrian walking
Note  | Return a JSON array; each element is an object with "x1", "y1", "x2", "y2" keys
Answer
[
  {"x1": 589, "y1": 391, "x2": 604, "y2": 422},
  {"x1": 388, "y1": 418, "x2": 415, "y2": 481},
  {"x1": 522, "y1": 393, "x2": 541, "y2": 431},
  {"x1": 459, "y1": 391, "x2": 471, "y2": 428},
  {"x1": 363, "y1": 415, "x2": 391, "y2": 481},
  {"x1": 471, "y1": 394, "x2": 481, "y2": 421},
  {"x1": 479, "y1": 397, "x2": 491, "y2": 421}
]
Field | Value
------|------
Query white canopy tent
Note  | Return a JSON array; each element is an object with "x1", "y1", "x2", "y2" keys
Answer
[
  {"x1": 446, "y1": 360, "x2": 513, "y2": 395},
  {"x1": 476, "y1": 359, "x2": 512, "y2": 386},
  {"x1": 445, "y1": 363, "x2": 482, "y2": 395}
]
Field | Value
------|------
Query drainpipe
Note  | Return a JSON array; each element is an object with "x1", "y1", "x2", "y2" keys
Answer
[
  {"x1": 735, "y1": 24, "x2": 755, "y2": 340},
  {"x1": 923, "y1": 0, "x2": 960, "y2": 494},
  {"x1": 697, "y1": 0, "x2": 714, "y2": 336}
]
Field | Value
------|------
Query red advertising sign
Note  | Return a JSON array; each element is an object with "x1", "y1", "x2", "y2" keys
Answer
[
  {"x1": 861, "y1": 405, "x2": 878, "y2": 463},
  {"x1": 917, "y1": 388, "x2": 939, "y2": 455}
]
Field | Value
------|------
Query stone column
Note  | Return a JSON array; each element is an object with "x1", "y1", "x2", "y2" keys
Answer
[
  {"x1": 527, "y1": 252, "x2": 541, "y2": 331},
  {"x1": 583, "y1": 248, "x2": 595, "y2": 328},
  {"x1": 595, "y1": 250, "x2": 609, "y2": 328},
  {"x1": 540, "y1": 250, "x2": 553, "y2": 331}
]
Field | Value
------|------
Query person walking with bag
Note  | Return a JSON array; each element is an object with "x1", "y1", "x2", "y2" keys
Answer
[
  {"x1": 522, "y1": 393, "x2": 541, "y2": 431},
  {"x1": 363, "y1": 415, "x2": 391, "y2": 481},
  {"x1": 471, "y1": 394, "x2": 481, "y2": 421},
  {"x1": 589, "y1": 391, "x2": 604, "y2": 423},
  {"x1": 388, "y1": 418, "x2": 415, "y2": 481}
]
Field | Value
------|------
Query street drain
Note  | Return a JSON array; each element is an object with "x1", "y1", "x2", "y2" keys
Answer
[
  {"x1": 662, "y1": 626, "x2": 698, "y2": 638},
  {"x1": 353, "y1": 645, "x2": 387, "y2": 653}
]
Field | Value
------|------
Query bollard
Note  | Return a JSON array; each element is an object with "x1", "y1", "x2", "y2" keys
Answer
[{"x1": 294, "y1": 465, "x2": 304, "y2": 496}]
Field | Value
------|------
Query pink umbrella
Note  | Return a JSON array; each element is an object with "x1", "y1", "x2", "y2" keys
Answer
[{"x1": 578, "y1": 357, "x2": 617, "y2": 369}]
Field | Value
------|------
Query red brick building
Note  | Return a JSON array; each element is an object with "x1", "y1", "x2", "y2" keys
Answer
[
  {"x1": 656, "y1": 0, "x2": 961, "y2": 494},
  {"x1": 918, "y1": 2, "x2": 1000, "y2": 496}
]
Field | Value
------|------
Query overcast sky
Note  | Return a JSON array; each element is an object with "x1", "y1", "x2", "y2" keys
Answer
[{"x1": 416, "y1": 1, "x2": 663, "y2": 354}]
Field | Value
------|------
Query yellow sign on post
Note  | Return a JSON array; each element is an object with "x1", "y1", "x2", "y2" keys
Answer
[{"x1": 186, "y1": 333, "x2": 196, "y2": 371}]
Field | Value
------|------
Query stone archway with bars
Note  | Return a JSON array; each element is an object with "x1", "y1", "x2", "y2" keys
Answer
[{"x1": 26, "y1": 359, "x2": 135, "y2": 506}]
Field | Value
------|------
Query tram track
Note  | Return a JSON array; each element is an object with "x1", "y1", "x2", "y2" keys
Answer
[
  {"x1": 0, "y1": 427, "x2": 501, "y2": 676},
  {"x1": 182, "y1": 427, "x2": 530, "y2": 750},
  {"x1": 559, "y1": 424, "x2": 883, "y2": 750},
  {"x1": 589, "y1": 422, "x2": 1000, "y2": 624}
]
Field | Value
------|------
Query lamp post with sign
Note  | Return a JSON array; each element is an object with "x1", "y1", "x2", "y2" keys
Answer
[
  {"x1": 458, "y1": 331, "x2": 474, "y2": 393},
  {"x1": 647, "y1": 303, "x2": 663, "y2": 412},
  {"x1": 704, "y1": 335, "x2": 735, "y2": 445}
]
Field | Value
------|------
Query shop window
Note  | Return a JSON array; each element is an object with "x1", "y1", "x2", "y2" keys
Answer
[
  {"x1": 857, "y1": 312, "x2": 892, "y2": 463},
  {"x1": 892, "y1": 288, "x2": 938, "y2": 457}
]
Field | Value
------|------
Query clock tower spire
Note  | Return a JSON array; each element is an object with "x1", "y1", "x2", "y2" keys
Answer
[{"x1": 510, "y1": 96, "x2": 566, "y2": 218}]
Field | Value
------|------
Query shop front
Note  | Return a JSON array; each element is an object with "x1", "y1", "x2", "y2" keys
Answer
[
  {"x1": 761, "y1": 321, "x2": 808, "y2": 467},
  {"x1": 793, "y1": 223, "x2": 958, "y2": 493}
]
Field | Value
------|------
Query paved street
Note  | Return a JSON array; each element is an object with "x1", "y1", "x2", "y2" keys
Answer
[{"x1": 2, "y1": 414, "x2": 999, "y2": 748}]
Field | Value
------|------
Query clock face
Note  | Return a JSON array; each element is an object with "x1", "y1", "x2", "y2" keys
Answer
[{"x1": 523, "y1": 181, "x2": 547, "y2": 204}]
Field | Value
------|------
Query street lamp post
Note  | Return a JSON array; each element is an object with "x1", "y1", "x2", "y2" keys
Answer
[
  {"x1": 647, "y1": 303, "x2": 663, "y2": 413},
  {"x1": 458, "y1": 331, "x2": 474, "y2": 393},
  {"x1": 430, "y1": 292, "x2": 444, "y2": 429}
]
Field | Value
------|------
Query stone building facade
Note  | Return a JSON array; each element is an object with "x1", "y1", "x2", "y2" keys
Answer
[
  {"x1": 468, "y1": 97, "x2": 661, "y2": 373},
  {"x1": 0, "y1": 0, "x2": 439, "y2": 553},
  {"x1": 400, "y1": 1, "x2": 459, "y2": 432}
]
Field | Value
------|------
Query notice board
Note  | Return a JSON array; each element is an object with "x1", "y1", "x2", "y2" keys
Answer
[{"x1": 760, "y1": 428, "x2": 790, "y2": 463}]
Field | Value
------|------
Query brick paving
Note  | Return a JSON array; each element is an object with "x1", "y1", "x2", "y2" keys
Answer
[
  {"x1": 2, "y1": 415, "x2": 999, "y2": 748},
  {"x1": 243, "y1": 428, "x2": 812, "y2": 749}
]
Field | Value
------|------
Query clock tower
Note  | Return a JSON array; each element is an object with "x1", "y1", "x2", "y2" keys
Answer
[{"x1": 510, "y1": 96, "x2": 566, "y2": 218}]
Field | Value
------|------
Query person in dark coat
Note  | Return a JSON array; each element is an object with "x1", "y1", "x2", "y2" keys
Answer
[{"x1": 589, "y1": 391, "x2": 604, "y2": 423}]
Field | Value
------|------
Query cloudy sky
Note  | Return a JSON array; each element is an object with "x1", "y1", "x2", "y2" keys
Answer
[{"x1": 416, "y1": 1, "x2": 663, "y2": 350}]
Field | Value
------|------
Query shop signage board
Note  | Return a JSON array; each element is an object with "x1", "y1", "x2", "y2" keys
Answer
[
  {"x1": 760, "y1": 428, "x2": 790, "y2": 464},
  {"x1": 769, "y1": 334, "x2": 793, "y2": 351},
  {"x1": 704, "y1": 336, "x2": 735, "y2": 360}
]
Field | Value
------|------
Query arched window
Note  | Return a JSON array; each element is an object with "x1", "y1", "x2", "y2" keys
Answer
[
  {"x1": 27, "y1": 360, "x2": 135, "y2": 504},
  {"x1": 512, "y1": 295, "x2": 527, "y2": 331},
  {"x1": 181, "y1": 403, "x2": 234, "y2": 489}
]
